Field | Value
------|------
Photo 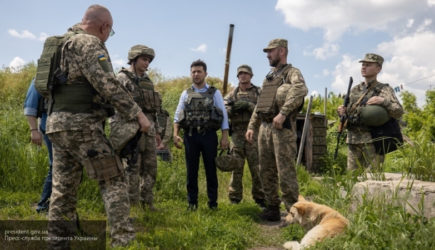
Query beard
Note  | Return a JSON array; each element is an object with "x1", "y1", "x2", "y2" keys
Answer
[{"x1": 269, "y1": 57, "x2": 280, "y2": 67}]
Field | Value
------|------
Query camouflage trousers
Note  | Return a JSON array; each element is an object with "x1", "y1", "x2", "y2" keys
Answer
[
  {"x1": 228, "y1": 128, "x2": 265, "y2": 202},
  {"x1": 48, "y1": 129, "x2": 134, "y2": 248},
  {"x1": 257, "y1": 122, "x2": 299, "y2": 210},
  {"x1": 125, "y1": 125, "x2": 157, "y2": 207},
  {"x1": 347, "y1": 143, "x2": 385, "y2": 170}
]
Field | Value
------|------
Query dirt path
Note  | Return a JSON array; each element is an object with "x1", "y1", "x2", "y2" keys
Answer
[{"x1": 249, "y1": 214, "x2": 287, "y2": 250}]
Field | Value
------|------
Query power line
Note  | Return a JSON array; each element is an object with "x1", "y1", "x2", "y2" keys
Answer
[{"x1": 405, "y1": 74, "x2": 435, "y2": 85}]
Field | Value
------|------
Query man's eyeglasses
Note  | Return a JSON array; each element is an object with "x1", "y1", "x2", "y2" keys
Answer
[{"x1": 110, "y1": 28, "x2": 115, "y2": 37}]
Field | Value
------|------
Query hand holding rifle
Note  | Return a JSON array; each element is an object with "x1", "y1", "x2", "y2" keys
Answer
[{"x1": 334, "y1": 76, "x2": 353, "y2": 159}]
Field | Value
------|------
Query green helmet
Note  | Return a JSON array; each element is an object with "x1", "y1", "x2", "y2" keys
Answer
[
  {"x1": 215, "y1": 149, "x2": 244, "y2": 172},
  {"x1": 360, "y1": 105, "x2": 390, "y2": 127},
  {"x1": 109, "y1": 119, "x2": 140, "y2": 154},
  {"x1": 128, "y1": 44, "x2": 155, "y2": 62}
]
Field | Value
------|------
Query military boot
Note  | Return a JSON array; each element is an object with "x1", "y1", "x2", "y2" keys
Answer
[{"x1": 259, "y1": 205, "x2": 281, "y2": 222}]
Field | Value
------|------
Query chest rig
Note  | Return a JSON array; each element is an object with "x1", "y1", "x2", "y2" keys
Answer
[
  {"x1": 230, "y1": 86, "x2": 260, "y2": 125},
  {"x1": 256, "y1": 64, "x2": 292, "y2": 121},
  {"x1": 120, "y1": 69, "x2": 161, "y2": 114}
]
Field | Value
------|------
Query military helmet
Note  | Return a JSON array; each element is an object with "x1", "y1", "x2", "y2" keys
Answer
[
  {"x1": 128, "y1": 44, "x2": 155, "y2": 62},
  {"x1": 215, "y1": 149, "x2": 243, "y2": 172},
  {"x1": 360, "y1": 105, "x2": 390, "y2": 127},
  {"x1": 109, "y1": 119, "x2": 140, "y2": 153}
]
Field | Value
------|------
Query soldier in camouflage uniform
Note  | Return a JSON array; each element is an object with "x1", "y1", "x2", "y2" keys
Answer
[
  {"x1": 46, "y1": 5, "x2": 151, "y2": 248},
  {"x1": 224, "y1": 64, "x2": 265, "y2": 207},
  {"x1": 246, "y1": 39, "x2": 308, "y2": 221},
  {"x1": 337, "y1": 53, "x2": 403, "y2": 170},
  {"x1": 111, "y1": 44, "x2": 161, "y2": 210}
]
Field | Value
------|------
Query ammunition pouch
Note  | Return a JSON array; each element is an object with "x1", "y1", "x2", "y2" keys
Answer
[
  {"x1": 83, "y1": 155, "x2": 123, "y2": 181},
  {"x1": 135, "y1": 89, "x2": 161, "y2": 113}
]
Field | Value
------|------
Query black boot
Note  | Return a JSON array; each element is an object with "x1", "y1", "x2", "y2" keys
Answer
[{"x1": 259, "y1": 205, "x2": 281, "y2": 221}]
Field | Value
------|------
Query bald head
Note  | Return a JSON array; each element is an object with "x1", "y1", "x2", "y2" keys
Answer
[{"x1": 81, "y1": 4, "x2": 113, "y2": 42}]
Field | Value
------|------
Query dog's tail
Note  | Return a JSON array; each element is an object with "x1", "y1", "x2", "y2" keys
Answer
[{"x1": 298, "y1": 195, "x2": 306, "y2": 201}]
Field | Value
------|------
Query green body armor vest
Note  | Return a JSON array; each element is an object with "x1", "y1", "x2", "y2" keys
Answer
[
  {"x1": 120, "y1": 69, "x2": 161, "y2": 113},
  {"x1": 256, "y1": 65, "x2": 292, "y2": 120},
  {"x1": 179, "y1": 86, "x2": 223, "y2": 132},
  {"x1": 230, "y1": 86, "x2": 259, "y2": 126}
]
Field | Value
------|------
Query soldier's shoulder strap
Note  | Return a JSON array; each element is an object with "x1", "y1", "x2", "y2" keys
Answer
[
  {"x1": 252, "y1": 84, "x2": 260, "y2": 95},
  {"x1": 280, "y1": 64, "x2": 294, "y2": 85},
  {"x1": 205, "y1": 86, "x2": 217, "y2": 98}
]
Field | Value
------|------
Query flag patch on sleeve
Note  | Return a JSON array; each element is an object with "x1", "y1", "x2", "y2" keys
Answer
[{"x1": 98, "y1": 54, "x2": 107, "y2": 61}]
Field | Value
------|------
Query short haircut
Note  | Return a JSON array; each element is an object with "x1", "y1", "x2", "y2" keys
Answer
[{"x1": 190, "y1": 59, "x2": 207, "y2": 72}]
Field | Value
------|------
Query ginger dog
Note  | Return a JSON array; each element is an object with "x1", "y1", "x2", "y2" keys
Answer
[{"x1": 281, "y1": 196, "x2": 348, "y2": 250}]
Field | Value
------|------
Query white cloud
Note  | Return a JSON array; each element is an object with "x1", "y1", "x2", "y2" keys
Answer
[
  {"x1": 310, "y1": 90, "x2": 320, "y2": 97},
  {"x1": 416, "y1": 18, "x2": 432, "y2": 33},
  {"x1": 332, "y1": 30, "x2": 435, "y2": 106},
  {"x1": 407, "y1": 19, "x2": 415, "y2": 28},
  {"x1": 9, "y1": 57, "x2": 26, "y2": 72},
  {"x1": 8, "y1": 29, "x2": 48, "y2": 41},
  {"x1": 312, "y1": 43, "x2": 339, "y2": 60},
  {"x1": 377, "y1": 31, "x2": 435, "y2": 105},
  {"x1": 9, "y1": 29, "x2": 36, "y2": 39},
  {"x1": 39, "y1": 32, "x2": 49, "y2": 41},
  {"x1": 331, "y1": 55, "x2": 361, "y2": 93},
  {"x1": 111, "y1": 59, "x2": 126, "y2": 68},
  {"x1": 275, "y1": 0, "x2": 432, "y2": 41},
  {"x1": 191, "y1": 44, "x2": 207, "y2": 53}
]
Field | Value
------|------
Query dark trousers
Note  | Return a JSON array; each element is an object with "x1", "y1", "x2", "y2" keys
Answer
[{"x1": 184, "y1": 130, "x2": 218, "y2": 208}]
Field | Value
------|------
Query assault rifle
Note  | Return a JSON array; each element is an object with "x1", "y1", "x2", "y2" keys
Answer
[{"x1": 334, "y1": 76, "x2": 353, "y2": 159}]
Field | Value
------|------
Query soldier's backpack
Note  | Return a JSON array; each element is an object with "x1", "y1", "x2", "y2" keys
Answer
[{"x1": 34, "y1": 35, "x2": 69, "y2": 98}]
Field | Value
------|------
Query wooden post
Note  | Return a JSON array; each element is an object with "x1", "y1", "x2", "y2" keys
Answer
[
  {"x1": 324, "y1": 87, "x2": 328, "y2": 127},
  {"x1": 297, "y1": 96, "x2": 313, "y2": 166},
  {"x1": 222, "y1": 24, "x2": 234, "y2": 96}
]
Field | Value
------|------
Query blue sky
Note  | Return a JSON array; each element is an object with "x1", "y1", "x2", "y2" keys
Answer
[{"x1": 1, "y1": 0, "x2": 434, "y2": 105}]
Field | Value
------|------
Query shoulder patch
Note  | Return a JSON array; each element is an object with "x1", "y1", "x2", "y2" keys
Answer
[{"x1": 97, "y1": 54, "x2": 111, "y2": 72}]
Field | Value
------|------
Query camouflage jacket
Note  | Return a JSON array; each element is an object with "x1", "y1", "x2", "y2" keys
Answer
[
  {"x1": 248, "y1": 64, "x2": 308, "y2": 131},
  {"x1": 112, "y1": 68, "x2": 160, "y2": 133},
  {"x1": 224, "y1": 84, "x2": 260, "y2": 129},
  {"x1": 46, "y1": 26, "x2": 141, "y2": 134},
  {"x1": 346, "y1": 80, "x2": 404, "y2": 144}
]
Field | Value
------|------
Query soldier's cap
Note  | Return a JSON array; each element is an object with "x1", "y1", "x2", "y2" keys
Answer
[
  {"x1": 359, "y1": 53, "x2": 384, "y2": 66},
  {"x1": 237, "y1": 64, "x2": 253, "y2": 76},
  {"x1": 263, "y1": 38, "x2": 288, "y2": 52}
]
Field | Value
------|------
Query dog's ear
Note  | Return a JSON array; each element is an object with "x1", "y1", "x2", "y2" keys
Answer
[
  {"x1": 298, "y1": 195, "x2": 306, "y2": 201},
  {"x1": 293, "y1": 203, "x2": 307, "y2": 216}
]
